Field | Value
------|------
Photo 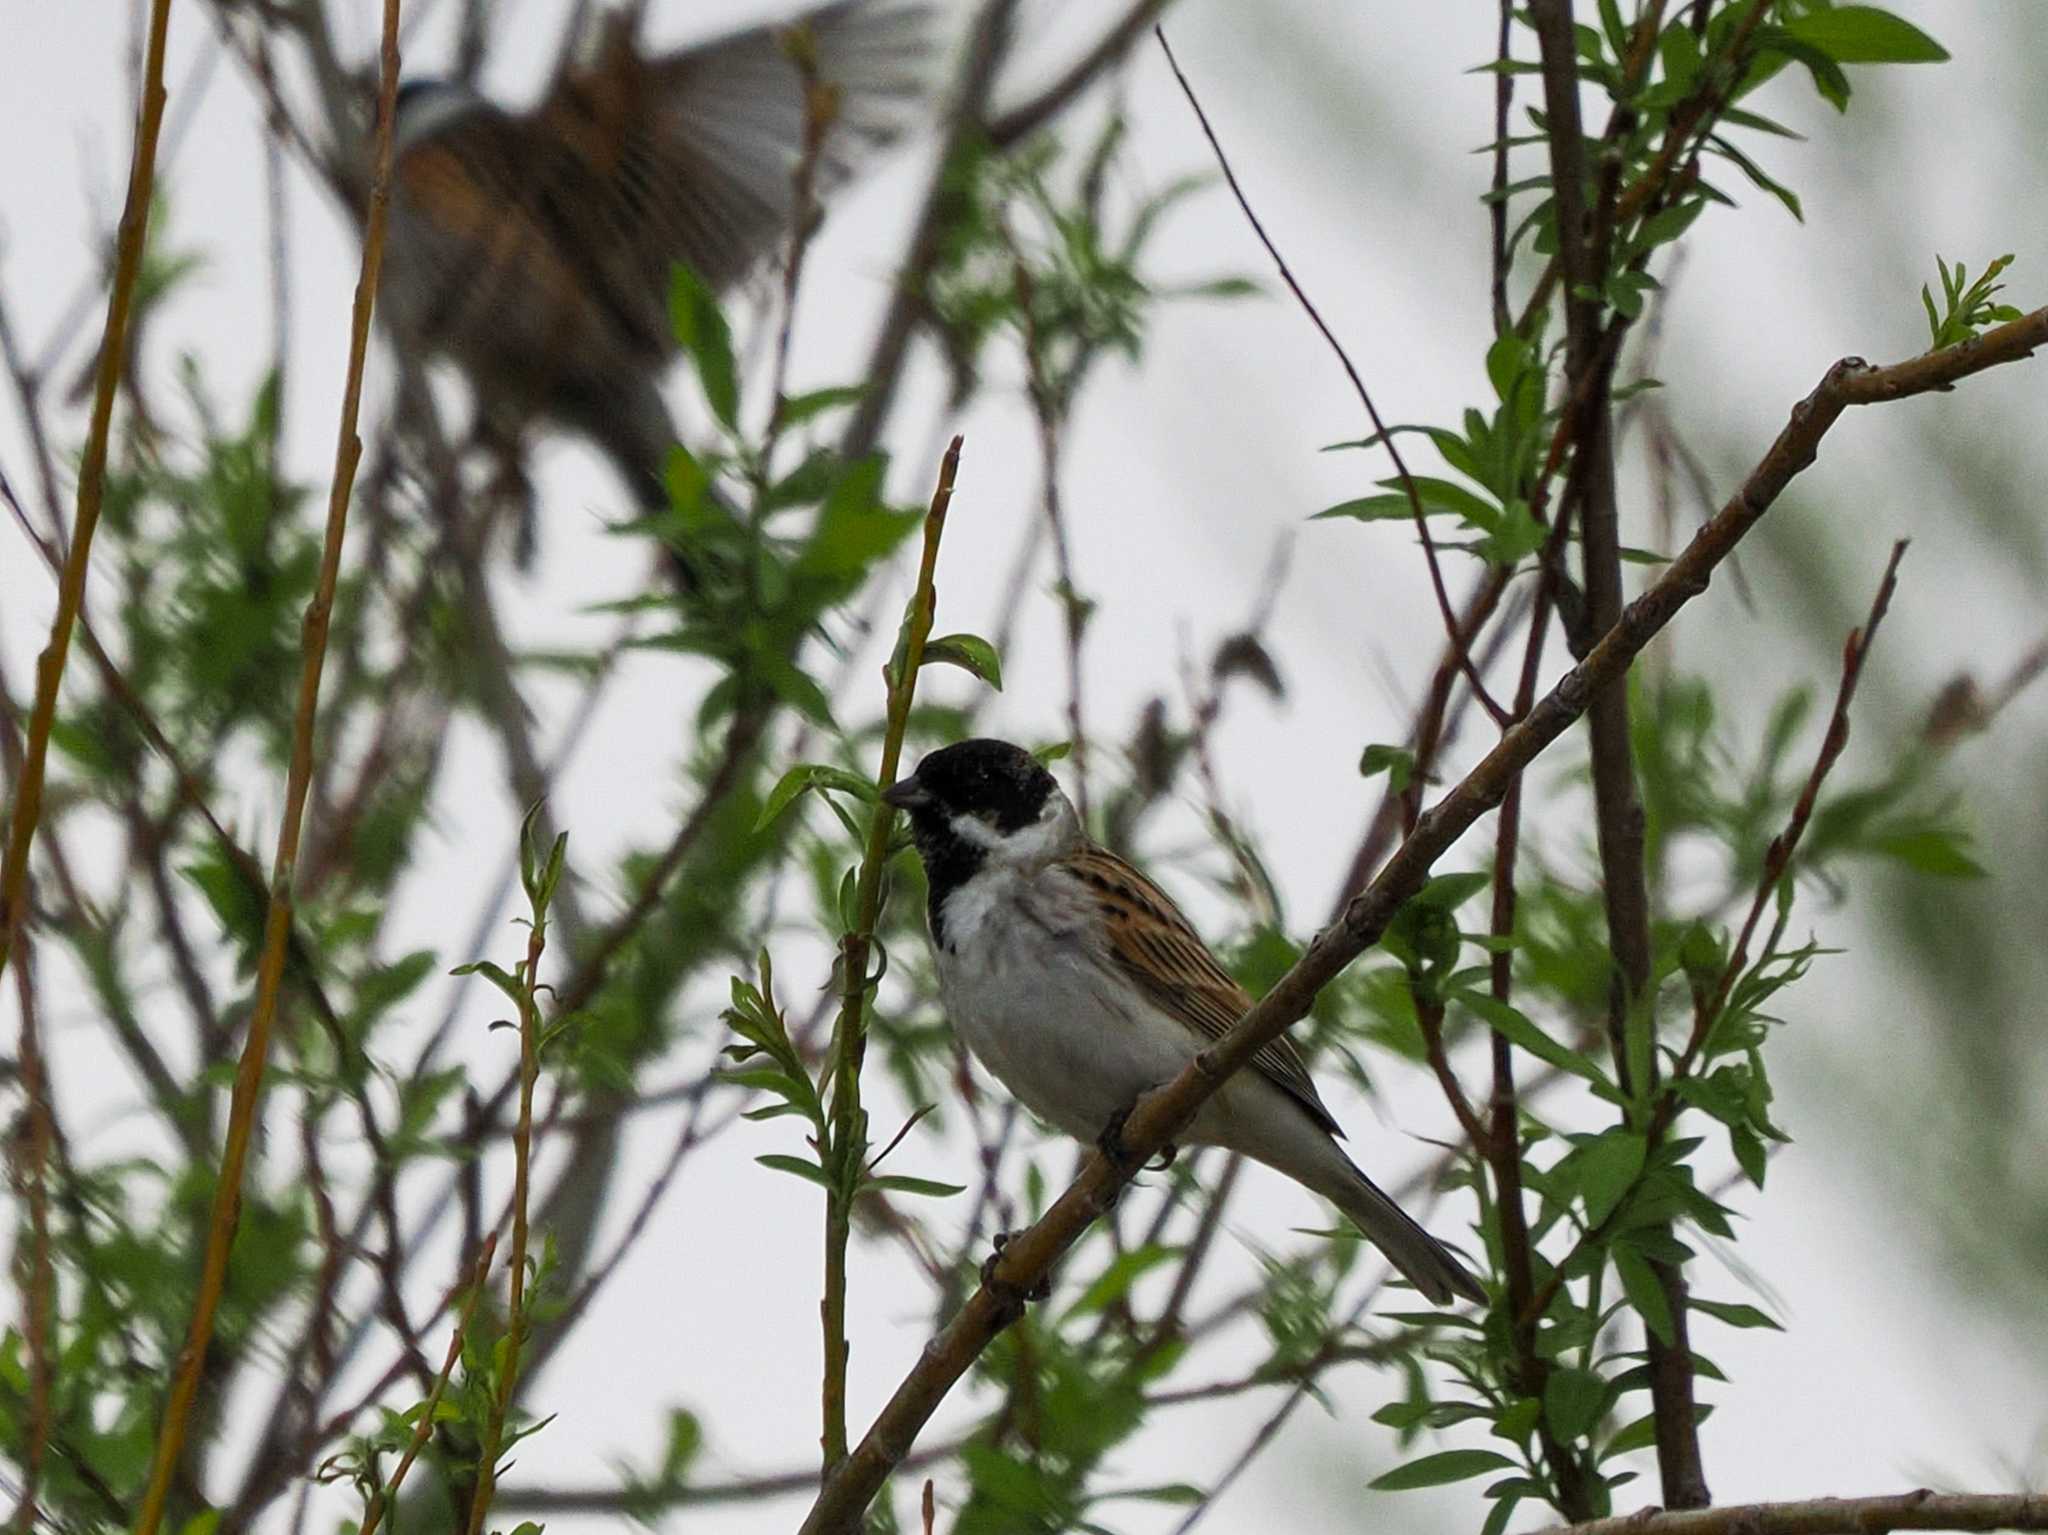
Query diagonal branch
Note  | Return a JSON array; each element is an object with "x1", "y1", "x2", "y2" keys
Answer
[
  {"x1": 1529, "y1": 1490, "x2": 2048, "y2": 1535},
  {"x1": 797, "y1": 308, "x2": 2048, "y2": 1535}
]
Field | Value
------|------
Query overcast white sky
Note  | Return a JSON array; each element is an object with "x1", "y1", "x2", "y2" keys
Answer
[{"x1": 3, "y1": 1, "x2": 2046, "y2": 1531}]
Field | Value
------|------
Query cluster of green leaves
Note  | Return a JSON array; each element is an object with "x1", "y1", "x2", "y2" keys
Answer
[
  {"x1": 927, "y1": 114, "x2": 1255, "y2": 412},
  {"x1": 1318, "y1": 331, "x2": 1552, "y2": 568},
  {"x1": 315, "y1": 1230, "x2": 561, "y2": 1535},
  {"x1": 624, "y1": 265, "x2": 926, "y2": 726},
  {"x1": 1359, "y1": 665, "x2": 1982, "y2": 1522},
  {"x1": 719, "y1": 952, "x2": 962, "y2": 1207},
  {"x1": 1922, "y1": 253, "x2": 2023, "y2": 351},
  {"x1": 1293, "y1": 12, "x2": 2009, "y2": 1519},
  {"x1": 1324, "y1": 0, "x2": 1950, "y2": 575}
]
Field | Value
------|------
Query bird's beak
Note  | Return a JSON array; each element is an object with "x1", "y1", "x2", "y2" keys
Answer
[{"x1": 881, "y1": 777, "x2": 931, "y2": 812}]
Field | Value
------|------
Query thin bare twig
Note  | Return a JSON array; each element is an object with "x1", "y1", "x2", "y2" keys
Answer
[
  {"x1": 1681, "y1": 541, "x2": 1908, "y2": 1077},
  {"x1": 1155, "y1": 26, "x2": 1509, "y2": 730},
  {"x1": 1525, "y1": 0, "x2": 1700, "y2": 1505},
  {"x1": 1489, "y1": 0, "x2": 1515, "y2": 336}
]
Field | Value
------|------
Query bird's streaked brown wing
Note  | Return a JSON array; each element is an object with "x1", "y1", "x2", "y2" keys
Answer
[
  {"x1": 1064, "y1": 844, "x2": 1343, "y2": 1138},
  {"x1": 532, "y1": 0, "x2": 934, "y2": 341}
]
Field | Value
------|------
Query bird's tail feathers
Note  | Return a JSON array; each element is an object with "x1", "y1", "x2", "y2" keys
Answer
[{"x1": 1327, "y1": 1165, "x2": 1487, "y2": 1308}]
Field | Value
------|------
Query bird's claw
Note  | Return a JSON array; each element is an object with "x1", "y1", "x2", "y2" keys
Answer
[
  {"x1": 980, "y1": 1229, "x2": 1049, "y2": 1307},
  {"x1": 1095, "y1": 1096, "x2": 1176, "y2": 1175}
]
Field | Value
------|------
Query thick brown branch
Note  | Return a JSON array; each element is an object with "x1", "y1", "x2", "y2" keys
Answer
[
  {"x1": 1530, "y1": 1490, "x2": 2048, "y2": 1535},
  {"x1": 1528, "y1": 0, "x2": 1700, "y2": 1504}
]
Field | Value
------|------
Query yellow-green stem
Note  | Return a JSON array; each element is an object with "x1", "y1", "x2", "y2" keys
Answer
[
  {"x1": 130, "y1": 4, "x2": 401, "y2": 1531},
  {"x1": 821, "y1": 435, "x2": 964, "y2": 1472},
  {"x1": 0, "y1": 0, "x2": 172, "y2": 985},
  {"x1": 463, "y1": 911, "x2": 548, "y2": 1535},
  {"x1": 359, "y1": 1234, "x2": 499, "y2": 1535}
]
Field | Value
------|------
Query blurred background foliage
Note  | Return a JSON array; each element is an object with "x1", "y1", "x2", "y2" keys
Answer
[{"x1": 2, "y1": 1, "x2": 2046, "y2": 1533}]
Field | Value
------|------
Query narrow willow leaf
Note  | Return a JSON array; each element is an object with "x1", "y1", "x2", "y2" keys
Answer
[
  {"x1": 921, "y1": 632, "x2": 1003, "y2": 691},
  {"x1": 1369, "y1": 1449, "x2": 1517, "y2": 1491}
]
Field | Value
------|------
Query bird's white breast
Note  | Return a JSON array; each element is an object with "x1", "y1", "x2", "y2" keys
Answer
[{"x1": 930, "y1": 863, "x2": 1207, "y2": 1143}]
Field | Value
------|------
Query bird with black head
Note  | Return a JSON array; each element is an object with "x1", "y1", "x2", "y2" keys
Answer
[{"x1": 884, "y1": 738, "x2": 1485, "y2": 1306}]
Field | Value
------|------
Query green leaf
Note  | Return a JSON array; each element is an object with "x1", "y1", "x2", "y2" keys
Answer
[
  {"x1": 1481, "y1": 1494, "x2": 1523, "y2": 1535},
  {"x1": 754, "y1": 762, "x2": 879, "y2": 831},
  {"x1": 450, "y1": 959, "x2": 523, "y2": 1006},
  {"x1": 1601, "y1": 1410, "x2": 1660, "y2": 1460},
  {"x1": 921, "y1": 632, "x2": 1003, "y2": 691},
  {"x1": 1577, "y1": 1130, "x2": 1647, "y2": 1226},
  {"x1": 1612, "y1": 1244, "x2": 1675, "y2": 1345},
  {"x1": 864, "y1": 1174, "x2": 966, "y2": 1199},
  {"x1": 1873, "y1": 829, "x2": 1986, "y2": 878},
  {"x1": 1100, "y1": 1483, "x2": 1205, "y2": 1506},
  {"x1": 1369, "y1": 1449, "x2": 1517, "y2": 1492},
  {"x1": 1493, "y1": 1396, "x2": 1542, "y2": 1441},
  {"x1": 1485, "y1": 334, "x2": 1532, "y2": 402},
  {"x1": 1756, "y1": 29, "x2": 1853, "y2": 109},
  {"x1": 1691, "y1": 1298, "x2": 1782, "y2": 1331},
  {"x1": 1658, "y1": 21, "x2": 1701, "y2": 90},
  {"x1": 1065, "y1": 1245, "x2": 1180, "y2": 1319},
  {"x1": 662, "y1": 1407, "x2": 704, "y2": 1480},
  {"x1": 1543, "y1": 1365, "x2": 1608, "y2": 1442},
  {"x1": 755, "y1": 1153, "x2": 831, "y2": 1189},
  {"x1": 1359, "y1": 743, "x2": 1416, "y2": 795},
  {"x1": 777, "y1": 384, "x2": 867, "y2": 427},
  {"x1": 1457, "y1": 991, "x2": 1611, "y2": 1090},
  {"x1": 1634, "y1": 198, "x2": 1706, "y2": 254},
  {"x1": 1706, "y1": 133, "x2": 1805, "y2": 221},
  {"x1": 1314, "y1": 493, "x2": 1437, "y2": 523},
  {"x1": 1371, "y1": 1398, "x2": 1433, "y2": 1431},
  {"x1": 1730, "y1": 1122, "x2": 1769, "y2": 1187},
  {"x1": 1414, "y1": 871, "x2": 1490, "y2": 911},
  {"x1": 1388, "y1": 475, "x2": 1504, "y2": 525},
  {"x1": 1784, "y1": 7, "x2": 1948, "y2": 64},
  {"x1": 669, "y1": 264, "x2": 740, "y2": 430}
]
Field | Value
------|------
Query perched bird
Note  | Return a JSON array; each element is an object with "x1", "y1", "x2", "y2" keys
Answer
[
  {"x1": 378, "y1": 0, "x2": 935, "y2": 553},
  {"x1": 883, "y1": 738, "x2": 1485, "y2": 1306}
]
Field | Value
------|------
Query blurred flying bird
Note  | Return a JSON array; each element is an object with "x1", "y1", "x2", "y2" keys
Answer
[{"x1": 377, "y1": 0, "x2": 936, "y2": 565}]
